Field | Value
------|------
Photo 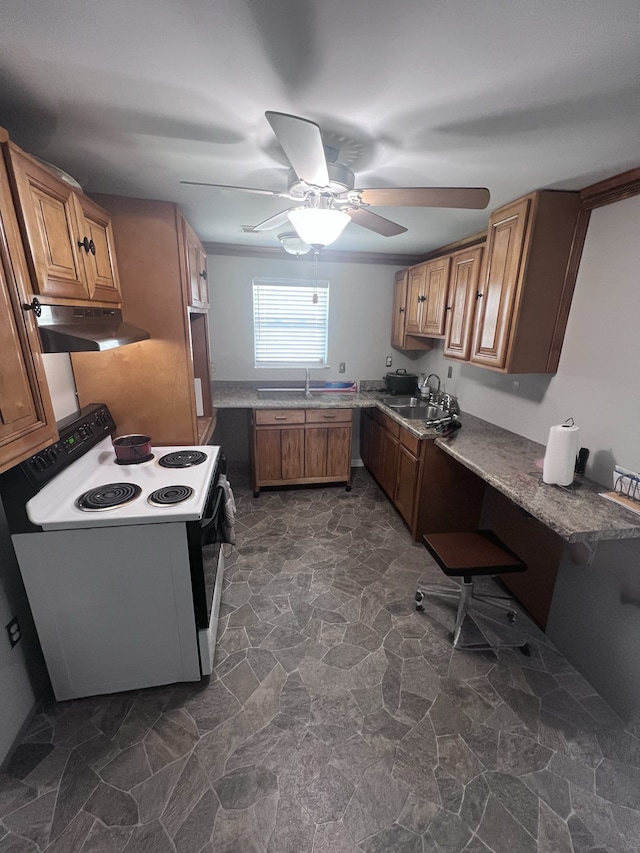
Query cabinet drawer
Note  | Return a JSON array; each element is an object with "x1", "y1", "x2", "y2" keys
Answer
[
  {"x1": 305, "y1": 408, "x2": 352, "y2": 424},
  {"x1": 255, "y1": 409, "x2": 305, "y2": 425},
  {"x1": 399, "y1": 429, "x2": 421, "y2": 458}
]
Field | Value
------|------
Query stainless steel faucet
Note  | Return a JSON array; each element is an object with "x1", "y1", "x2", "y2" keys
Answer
[
  {"x1": 304, "y1": 368, "x2": 312, "y2": 398},
  {"x1": 423, "y1": 373, "x2": 441, "y2": 401}
]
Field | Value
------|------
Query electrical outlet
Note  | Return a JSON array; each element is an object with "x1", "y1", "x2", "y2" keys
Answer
[
  {"x1": 512, "y1": 380, "x2": 520, "y2": 392},
  {"x1": 385, "y1": 356, "x2": 392, "y2": 367},
  {"x1": 339, "y1": 362, "x2": 345, "y2": 373},
  {"x1": 5, "y1": 617, "x2": 21, "y2": 648}
]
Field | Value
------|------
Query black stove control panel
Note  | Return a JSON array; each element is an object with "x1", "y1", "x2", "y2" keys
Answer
[{"x1": 22, "y1": 404, "x2": 116, "y2": 487}]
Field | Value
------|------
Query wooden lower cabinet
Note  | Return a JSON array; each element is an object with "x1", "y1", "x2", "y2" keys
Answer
[
  {"x1": 360, "y1": 408, "x2": 422, "y2": 534},
  {"x1": 252, "y1": 408, "x2": 352, "y2": 496},
  {"x1": 360, "y1": 409, "x2": 485, "y2": 540}
]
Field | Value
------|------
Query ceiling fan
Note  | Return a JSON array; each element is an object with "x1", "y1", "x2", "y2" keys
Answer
[{"x1": 182, "y1": 111, "x2": 490, "y2": 248}]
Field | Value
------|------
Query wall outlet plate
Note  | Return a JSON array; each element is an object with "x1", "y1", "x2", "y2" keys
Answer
[
  {"x1": 5, "y1": 617, "x2": 21, "y2": 648},
  {"x1": 385, "y1": 356, "x2": 392, "y2": 367},
  {"x1": 339, "y1": 362, "x2": 345, "y2": 373}
]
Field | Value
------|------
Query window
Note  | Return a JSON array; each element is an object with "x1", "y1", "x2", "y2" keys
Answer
[{"x1": 253, "y1": 278, "x2": 329, "y2": 368}]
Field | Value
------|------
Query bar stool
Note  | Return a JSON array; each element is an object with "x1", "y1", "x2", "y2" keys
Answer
[{"x1": 416, "y1": 530, "x2": 530, "y2": 655}]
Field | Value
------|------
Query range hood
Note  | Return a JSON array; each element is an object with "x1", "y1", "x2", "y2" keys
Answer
[{"x1": 31, "y1": 302, "x2": 150, "y2": 353}]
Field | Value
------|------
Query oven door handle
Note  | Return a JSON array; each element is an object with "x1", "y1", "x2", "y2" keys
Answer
[{"x1": 200, "y1": 482, "x2": 224, "y2": 545}]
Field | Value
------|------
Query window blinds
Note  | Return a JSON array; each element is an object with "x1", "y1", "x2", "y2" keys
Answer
[{"x1": 253, "y1": 278, "x2": 329, "y2": 368}]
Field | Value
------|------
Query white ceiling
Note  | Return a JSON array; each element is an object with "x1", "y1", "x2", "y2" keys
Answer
[{"x1": 1, "y1": 0, "x2": 638, "y2": 257}]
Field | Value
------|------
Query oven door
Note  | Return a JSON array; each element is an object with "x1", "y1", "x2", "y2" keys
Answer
[{"x1": 186, "y1": 455, "x2": 228, "y2": 675}]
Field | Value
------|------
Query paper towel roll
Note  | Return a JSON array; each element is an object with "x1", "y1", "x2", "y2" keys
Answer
[{"x1": 542, "y1": 422, "x2": 580, "y2": 486}]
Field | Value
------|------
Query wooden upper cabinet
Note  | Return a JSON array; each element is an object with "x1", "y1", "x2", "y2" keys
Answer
[
  {"x1": 443, "y1": 246, "x2": 484, "y2": 361},
  {"x1": 0, "y1": 142, "x2": 57, "y2": 474},
  {"x1": 471, "y1": 197, "x2": 529, "y2": 369},
  {"x1": 391, "y1": 268, "x2": 409, "y2": 348},
  {"x1": 403, "y1": 257, "x2": 451, "y2": 338},
  {"x1": 405, "y1": 264, "x2": 426, "y2": 335},
  {"x1": 73, "y1": 194, "x2": 121, "y2": 303},
  {"x1": 391, "y1": 268, "x2": 431, "y2": 351},
  {"x1": 183, "y1": 218, "x2": 209, "y2": 309},
  {"x1": 471, "y1": 191, "x2": 582, "y2": 373},
  {"x1": 6, "y1": 144, "x2": 121, "y2": 304},
  {"x1": 421, "y1": 255, "x2": 451, "y2": 337}
]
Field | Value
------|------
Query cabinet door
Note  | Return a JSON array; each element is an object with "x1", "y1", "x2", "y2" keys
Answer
[
  {"x1": 184, "y1": 220, "x2": 209, "y2": 308},
  {"x1": 471, "y1": 197, "x2": 530, "y2": 368},
  {"x1": 391, "y1": 269, "x2": 409, "y2": 348},
  {"x1": 421, "y1": 256, "x2": 451, "y2": 337},
  {"x1": 255, "y1": 427, "x2": 304, "y2": 481},
  {"x1": 0, "y1": 157, "x2": 57, "y2": 474},
  {"x1": 395, "y1": 444, "x2": 420, "y2": 527},
  {"x1": 444, "y1": 246, "x2": 484, "y2": 361},
  {"x1": 74, "y1": 195, "x2": 122, "y2": 303},
  {"x1": 378, "y1": 428, "x2": 399, "y2": 499},
  {"x1": 325, "y1": 426, "x2": 351, "y2": 478},
  {"x1": 405, "y1": 264, "x2": 426, "y2": 334},
  {"x1": 9, "y1": 146, "x2": 90, "y2": 301}
]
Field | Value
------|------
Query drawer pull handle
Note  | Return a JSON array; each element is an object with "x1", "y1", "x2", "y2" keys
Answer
[
  {"x1": 274, "y1": 415, "x2": 287, "y2": 420},
  {"x1": 323, "y1": 414, "x2": 337, "y2": 419}
]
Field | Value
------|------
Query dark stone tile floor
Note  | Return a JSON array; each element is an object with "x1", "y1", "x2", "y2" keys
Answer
[{"x1": 2, "y1": 468, "x2": 640, "y2": 852}]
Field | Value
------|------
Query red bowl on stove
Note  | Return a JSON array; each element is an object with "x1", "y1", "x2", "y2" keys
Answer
[{"x1": 112, "y1": 434, "x2": 152, "y2": 462}]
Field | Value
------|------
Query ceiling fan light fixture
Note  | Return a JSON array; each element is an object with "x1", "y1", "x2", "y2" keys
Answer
[
  {"x1": 287, "y1": 207, "x2": 350, "y2": 248},
  {"x1": 277, "y1": 232, "x2": 312, "y2": 256}
]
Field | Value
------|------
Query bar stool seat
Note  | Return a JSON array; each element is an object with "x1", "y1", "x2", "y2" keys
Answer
[{"x1": 417, "y1": 530, "x2": 530, "y2": 655}]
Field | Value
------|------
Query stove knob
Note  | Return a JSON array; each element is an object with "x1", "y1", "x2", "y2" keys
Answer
[
  {"x1": 32, "y1": 455, "x2": 47, "y2": 472},
  {"x1": 44, "y1": 447, "x2": 58, "y2": 466}
]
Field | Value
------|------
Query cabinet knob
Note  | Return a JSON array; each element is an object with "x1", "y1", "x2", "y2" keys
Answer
[
  {"x1": 417, "y1": 295, "x2": 426, "y2": 303},
  {"x1": 78, "y1": 236, "x2": 96, "y2": 255},
  {"x1": 199, "y1": 270, "x2": 208, "y2": 280},
  {"x1": 475, "y1": 292, "x2": 483, "y2": 300},
  {"x1": 399, "y1": 307, "x2": 405, "y2": 314},
  {"x1": 21, "y1": 297, "x2": 42, "y2": 316}
]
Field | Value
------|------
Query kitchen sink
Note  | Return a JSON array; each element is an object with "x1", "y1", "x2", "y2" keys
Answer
[
  {"x1": 382, "y1": 396, "x2": 450, "y2": 421},
  {"x1": 382, "y1": 396, "x2": 424, "y2": 407}
]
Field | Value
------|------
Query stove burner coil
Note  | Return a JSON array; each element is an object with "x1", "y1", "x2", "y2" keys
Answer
[
  {"x1": 158, "y1": 450, "x2": 207, "y2": 468},
  {"x1": 76, "y1": 483, "x2": 142, "y2": 511},
  {"x1": 148, "y1": 485, "x2": 195, "y2": 506}
]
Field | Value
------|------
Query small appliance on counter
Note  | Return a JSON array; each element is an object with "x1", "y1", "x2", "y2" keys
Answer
[
  {"x1": 0, "y1": 404, "x2": 231, "y2": 701},
  {"x1": 385, "y1": 369, "x2": 419, "y2": 395}
]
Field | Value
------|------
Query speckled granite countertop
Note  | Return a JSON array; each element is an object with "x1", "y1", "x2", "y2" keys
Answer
[
  {"x1": 434, "y1": 413, "x2": 640, "y2": 544},
  {"x1": 212, "y1": 383, "x2": 640, "y2": 544}
]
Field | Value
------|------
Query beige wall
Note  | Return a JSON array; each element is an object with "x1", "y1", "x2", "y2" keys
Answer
[{"x1": 206, "y1": 254, "x2": 433, "y2": 384}]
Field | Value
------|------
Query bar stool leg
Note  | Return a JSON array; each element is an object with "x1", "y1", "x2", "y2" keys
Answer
[{"x1": 452, "y1": 580, "x2": 473, "y2": 648}]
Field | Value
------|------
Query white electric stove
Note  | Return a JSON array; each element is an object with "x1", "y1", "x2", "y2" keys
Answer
[{"x1": 3, "y1": 404, "x2": 230, "y2": 701}]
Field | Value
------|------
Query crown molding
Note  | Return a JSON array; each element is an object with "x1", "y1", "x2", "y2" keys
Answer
[
  {"x1": 202, "y1": 242, "x2": 426, "y2": 266},
  {"x1": 580, "y1": 167, "x2": 640, "y2": 209}
]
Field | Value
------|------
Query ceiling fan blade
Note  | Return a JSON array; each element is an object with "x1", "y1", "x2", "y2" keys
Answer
[
  {"x1": 265, "y1": 111, "x2": 330, "y2": 188},
  {"x1": 348, "y1": 207, "x2": 407, "y2": 237},
  {"x1": 242, "y1": 209, "x2": 294, "y2": 232},
  {"x1": 181, "y1": 180, "x2": 286, "y2": 198},
  {"x1": 356, "y1": 187, "x2": 491, "y2": 210}
]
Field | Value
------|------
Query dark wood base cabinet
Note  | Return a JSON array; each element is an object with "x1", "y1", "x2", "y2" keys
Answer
[
  {"x1": 252, "y1": 409, "x2": 352, "y2": 496},
  {"x1": 360, "y1": 408, "x2": 484, "y2": 540}
]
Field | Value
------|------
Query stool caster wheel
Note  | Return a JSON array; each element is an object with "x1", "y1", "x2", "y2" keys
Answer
[
  {"x1": 345, "y1": 484, "x2": 352, "y2": 492},
  {"x1": 520, "y1": 643, "x2": 531, "y2": 657},
  {"x1": 507, "y1": 611, "x2": 517, "y2": 623},
  {"x1": 416, "y1": 604, "x2": 424, "y2": 612},
  {"x1": 415, "y1": 591, "x2": 424, "y2": 612},
  {"x1": 253, "y1": 490, "x2": 260, "y2": 498}
]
